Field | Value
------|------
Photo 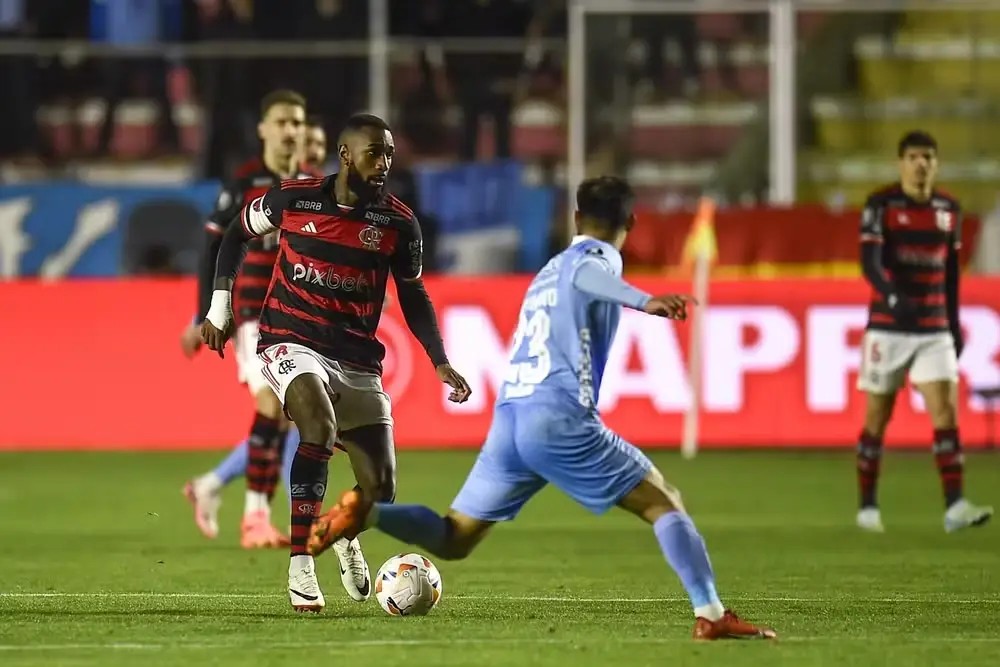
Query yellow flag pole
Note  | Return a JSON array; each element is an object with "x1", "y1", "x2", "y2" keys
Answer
[{"x1": 681, "y1": 197, "x2": 717, "y2": 460}]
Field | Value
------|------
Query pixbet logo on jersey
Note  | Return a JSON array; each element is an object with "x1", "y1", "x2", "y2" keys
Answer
[{"x1": 291, "y1": 262, "x2": 369, "y2": 292}]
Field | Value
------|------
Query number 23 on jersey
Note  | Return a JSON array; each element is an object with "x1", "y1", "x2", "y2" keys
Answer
[{"x1": 505, "y1": 308, "x2": 552, "y2": 397}]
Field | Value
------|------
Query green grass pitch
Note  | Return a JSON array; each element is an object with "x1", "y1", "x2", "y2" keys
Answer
[{"x1": 0, "y1": 449, "x2": 998, "y2": 666}]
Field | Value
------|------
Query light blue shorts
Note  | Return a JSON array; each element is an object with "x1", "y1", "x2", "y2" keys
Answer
[{"x1": 450, "y1": 403, "x2": 653, "y2": 521}]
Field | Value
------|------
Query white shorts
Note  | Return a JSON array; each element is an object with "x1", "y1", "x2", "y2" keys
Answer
[
  {"x1": 258, "y1": 342, "x2": 393, "y2": 432},
  {"x1": 857, "y1": 330, "x2": 959, "y2": 395},
  {"x1": 234, "y1": 320, "x2": 269, "y2": 396}
]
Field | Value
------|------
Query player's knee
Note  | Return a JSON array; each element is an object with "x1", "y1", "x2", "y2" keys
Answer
[
  {"x1": 302, "y1": 416, "x2": 337, "y2": 450},
  {"x1": 925, "y1": 393, "x2": 958, "y2": 428},
  {"x1": 863, "y1": 395, "x2": 894, "y2": 437},
  {"x1": 620, "y1": 469, "x2": 686, "y2": 523},
  {"x1": 293, "y1": 406, "x2": 337, "y2": 449}
]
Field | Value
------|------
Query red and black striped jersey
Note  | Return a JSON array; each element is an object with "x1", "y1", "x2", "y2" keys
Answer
[
  {"x1": 860, "y1": 183, "x2": 961, "y2": 333},
  {"x1": 239, "y1": 175, "x2": 423, "y2": 373},
  {"x1": 204, "y1": 158, "x2": 323, "y2": 323}
]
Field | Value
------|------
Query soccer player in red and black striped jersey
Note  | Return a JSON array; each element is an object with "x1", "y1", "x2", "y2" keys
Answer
[
  {"x1": 181, "y1": 112, "x2": 330, "y2": 548},
  {"x1": 181, "y1": 90, "x2": 319, "y2": 549},
  {"x1": 201, "y1": 113, "x2": 472, "y2": 612},
  {"x1": 856, "y1": 131, "x2": 993, "y2": 534}
]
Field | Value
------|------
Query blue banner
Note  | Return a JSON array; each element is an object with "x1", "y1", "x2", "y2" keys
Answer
[
  {"x1": 413, "y1": 161, "x2": 556, "y2": 272},
  {"x1": 0, "y1": 183, "x2": 217, "y2": 279},
  {"x1": 0, "y1": 173, "x2": 556, "y2": 278}
]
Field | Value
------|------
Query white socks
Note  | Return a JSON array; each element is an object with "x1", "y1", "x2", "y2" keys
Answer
[
  {"x1": 289, "y1": 555, "x2": 314, "y2": 573},
  {"x1": 694, "y1": 602, "x2": 726, "y2": 621},
  {"x1": 244, "y1": 490, "x2": 270, "y2": 516}
]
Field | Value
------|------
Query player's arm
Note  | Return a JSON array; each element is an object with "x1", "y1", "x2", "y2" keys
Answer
[
  {"x1": 859, "y1": 196, "x2": 910, "y2": 314},
  {"x1": 571, "y1": 249, "x2": 694, "y2": 319},
  {"x1": 391, "y1": 216, "x2": 470, "y2": 403},
  {"x1": 201, "y1": 188, "x2": 285, "y2": 356},
  {"x1": 946, "y1": 209, "x2": 964, "y2": 356},
  {"x1": 196, "y1": 181, "x2": 245, "y2": 322},
  {"x1": 572, "y1": 251, "x2": 651, "y2": 309}
]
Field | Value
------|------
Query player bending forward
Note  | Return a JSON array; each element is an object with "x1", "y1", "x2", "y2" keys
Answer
[
  {"x1": 201, "y1": 113, "x2": 472, "y2": 611},
  {"x1": 856, "y1": 131, "x2": 992, "y2": 533},
  {"x1": 308, "y1": 176, "x2": 777, "y2": 640}
]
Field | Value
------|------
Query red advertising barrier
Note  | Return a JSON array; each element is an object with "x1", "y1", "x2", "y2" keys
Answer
[
  {"x1": 626, "y1": 206, "x2": 982, "y2": 274},
  {"x1": 2, "y1": 277, "x2": 1000, "y2": 450}
]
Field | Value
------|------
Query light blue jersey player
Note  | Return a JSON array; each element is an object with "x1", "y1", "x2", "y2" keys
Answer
[{"x1": 308, "y1": 177, "x2": 776, "y2": 640}]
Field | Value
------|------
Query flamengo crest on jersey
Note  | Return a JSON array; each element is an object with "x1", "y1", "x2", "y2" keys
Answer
[{"x1": 499, "y1": 236, "x2": 624, "y2": 413}]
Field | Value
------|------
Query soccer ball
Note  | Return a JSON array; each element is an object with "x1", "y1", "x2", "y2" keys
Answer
[{"x1": 374, "y1": 552, "x2": 443, "y2": 616}]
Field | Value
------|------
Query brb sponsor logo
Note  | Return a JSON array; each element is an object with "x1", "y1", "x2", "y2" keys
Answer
[{"x1": 291, "y1": 262, "x2": 369, "y2": 292}]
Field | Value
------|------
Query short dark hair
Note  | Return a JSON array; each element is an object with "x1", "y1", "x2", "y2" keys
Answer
[
  {"x1": 342, "y1": 113, "x2": 391, "y2": 135},
  {"x1": 305, "y1": 115, "x2": 325, "y2": 130},
  {"x1": 260, "y1": 89, "x2": 306, "y2": 119},
  {"x1": 576, "y1": 176, "x2": 636, "y2": 229},
  {"x1": 898, "y1": 130, "x2": 937, "y2": 157}
]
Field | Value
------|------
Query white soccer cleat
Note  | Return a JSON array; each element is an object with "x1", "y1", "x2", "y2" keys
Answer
[
  {"x1": 333, "y1": 537, "x2": 371, "y2": 602},
  {"x1": 944, "y1": 499, "x2": 993, "y2": 533},
  {"x1": 288, "y1": 556, "x2": 325, "y2": 613},
  {"x1": 182, "y1": 477, "x2": 222, "y2": 539},
  {"x1": 856, "y1": 507, "x2": 885, "y2": 533}
]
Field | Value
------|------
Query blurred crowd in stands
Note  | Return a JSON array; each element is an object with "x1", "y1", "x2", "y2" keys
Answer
[{"x1": 0, "y1": 0, "x2": 769, "y2": 179}]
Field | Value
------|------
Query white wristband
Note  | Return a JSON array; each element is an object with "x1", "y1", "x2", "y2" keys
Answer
[{"x1": 206, "y1": 290, "x2": 233, "y2": 330}]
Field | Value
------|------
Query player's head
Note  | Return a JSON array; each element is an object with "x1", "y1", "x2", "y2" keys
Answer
[
  {"x1": 897, "y1": 130, "x2": 938, "y2": 191},
  {"x1": 574, "y1": 176, "x2": 637, "y2": 250},
  {"x1": 258, "y1": 89, "x2": 307, "y2": 161},
  {"x1": 301, "y1": 115, "x2": 328, "y2": 169},
  {"x1": 338, "y1": 113, "x2": 393, "y2": 197}
]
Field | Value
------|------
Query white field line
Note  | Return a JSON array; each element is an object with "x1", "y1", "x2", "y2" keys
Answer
[
  {"x1": 1, "y1": 637, "x2": 1000, "y2": 652},
  {"x1": 0, "y1": 592, "x2": 997, "y2": 604}
]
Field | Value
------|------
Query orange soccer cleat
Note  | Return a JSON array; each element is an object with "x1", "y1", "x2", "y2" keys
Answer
[
  {"x1": 692, "y1": 610, "x2": 777, "y2": 641},
  {"x1": 307, "y1": 489, "x2": 366, "y2": 557}
]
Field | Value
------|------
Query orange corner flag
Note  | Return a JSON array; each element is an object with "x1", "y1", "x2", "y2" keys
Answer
[{"x1": 680, "y1": 197, "x2": 718, "y2": 270}]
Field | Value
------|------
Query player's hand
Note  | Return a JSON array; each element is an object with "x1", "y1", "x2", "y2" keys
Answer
[
  {"x1": 199, "y1": 319, "x2": 234, "y2": 359},
  {"x1": 436, "y1": 364, "x2": 472, "y2": 403},
  {"x1": 644, "y1": 294, "x2": 698, "y2": 321},
  {"x1": 180, "y1": 323, "x2": 203, "y2": 359}
]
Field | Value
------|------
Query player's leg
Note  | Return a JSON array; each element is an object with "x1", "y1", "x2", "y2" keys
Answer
[
  {"x1": 309, "y1": 404, "x2": 544, "y2": 561},
  {"x1": 237, "y1": 321, "x2": 291, "y2": 547},
  {"x1": 518, "y1": 414, "x2": 774, "y2": 640},
  {"x1": 617, "y1": 469, "x2": 773, "y2": 640},
  {"x1": 855, "y1": 330, "x2": 911, "y2": 532},
  {"x1": 307, "y1": 364, "x2": 405, "y2": 601},
  {"x1": 182, "y1": 438, "x2": 251, "y2": 539},
  {"x1": 259, "y1": 343, "x2": 340, "y2": 612},
  {"x1": 911, "y1": 334, "x2": 993, "y2": 531}
]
